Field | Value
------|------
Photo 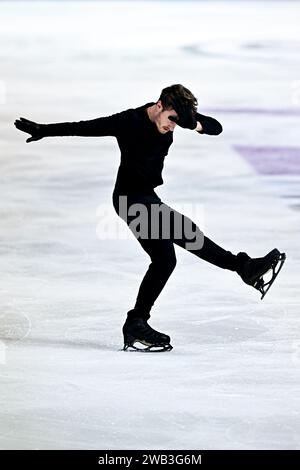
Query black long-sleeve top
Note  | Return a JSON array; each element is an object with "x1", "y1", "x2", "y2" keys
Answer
[{"x1": 42, "y1": 102, "x2": 222, "y2": 195}]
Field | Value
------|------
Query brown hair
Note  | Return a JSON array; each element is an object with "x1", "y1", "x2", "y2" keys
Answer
[{"x1": 158, "y1": 84, "x2": 198, "y2": 113}]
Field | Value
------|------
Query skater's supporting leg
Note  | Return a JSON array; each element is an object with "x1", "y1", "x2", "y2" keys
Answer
[
  {"x1": 123, "y1": 315, "x2": 172, "y2": 352},
  {"x1": 130, "y1": 239, "x2": 177, "y2": 318}
]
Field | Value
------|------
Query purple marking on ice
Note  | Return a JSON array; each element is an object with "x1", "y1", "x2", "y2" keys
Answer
[
  {"x1": 233, "y1": 145, "x2": 300, "y2": 175},
  {"x1": 205, "y1": 108, "x2": 300, "y2": 117}
]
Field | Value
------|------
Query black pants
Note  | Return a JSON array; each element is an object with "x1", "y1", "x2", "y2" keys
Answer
[{"x1": 113, "y1": 189, "x2": 239, "y2": 319}]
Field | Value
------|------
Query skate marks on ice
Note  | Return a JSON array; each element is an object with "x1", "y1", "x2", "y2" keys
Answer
[
  {"x1": 1, "y1": 328, "x2": 116, "y2": 354},
  {"x1": 0, "y1": 309, "x2": 31, "y2": 364},
  {"x1": 171, "y1": 302, "x2": 293, "y2": 349},
  {"x1": 23, "y1": 334, "x2": 116, "y2": 352},
  {"x1": 206, "y1": 107, "x2": 300, "y2": 117},
  {"x1": 181, "y1": 39, "x2": 300, "y2": 65},
  {"x1": 224, "y1": 417, "x2": 299, "y2": 450},
  {"x1": 0, "y1": 309, "x2": 118, "y2": 354}
]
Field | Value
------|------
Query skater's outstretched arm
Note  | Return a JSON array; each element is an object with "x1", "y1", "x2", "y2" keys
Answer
[{"x1": 14, "y1": 111, "x2": 127, "y2": 143}]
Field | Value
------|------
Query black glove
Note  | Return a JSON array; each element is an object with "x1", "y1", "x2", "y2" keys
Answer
[
  {"x1": 168, "y1": 103, "x2": 197, "y2": 130},
  {"x1": 14, "y1": 117, "x2": 46, "y2": 143},
  {"x1": 195, "y1": 112, "x2": 223, "y2": 135}
]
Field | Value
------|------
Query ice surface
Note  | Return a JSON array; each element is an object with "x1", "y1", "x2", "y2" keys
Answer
[{"x1": 0, "y1": 0, "x2": 300, "y2": 450}]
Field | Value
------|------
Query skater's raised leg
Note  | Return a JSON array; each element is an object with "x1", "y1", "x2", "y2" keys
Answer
[{"x1": 157, "y1": 201, "x2": 285, "y2": 298}]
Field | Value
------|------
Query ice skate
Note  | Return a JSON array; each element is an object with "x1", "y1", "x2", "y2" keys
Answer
[
  {"x1": 238, "y1": 248, "x2": 286, "y2": 299},
  {"x1": 123, "y1": 317, "x2": 173, "y2": 352}
]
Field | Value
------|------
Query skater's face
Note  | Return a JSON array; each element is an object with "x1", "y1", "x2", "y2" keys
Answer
[{"x1": 152, "y1": 101, "x2": 178, "y2": 134}]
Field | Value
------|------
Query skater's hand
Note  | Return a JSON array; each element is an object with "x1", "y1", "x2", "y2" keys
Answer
[
  {"x1": 168, "y1": 103, "x2": 197, "y2": 130},
  {"x1": 14, "y1": 117, "x2": 45, "y2": 143}
]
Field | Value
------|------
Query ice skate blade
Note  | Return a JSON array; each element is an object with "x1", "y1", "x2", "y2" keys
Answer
[
  {"x1": 255, "y1": 252, "x2": 286, "y2": 300},
  {"x1": 123, "y1": 342, "x2": 173, "y2": 353}
]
